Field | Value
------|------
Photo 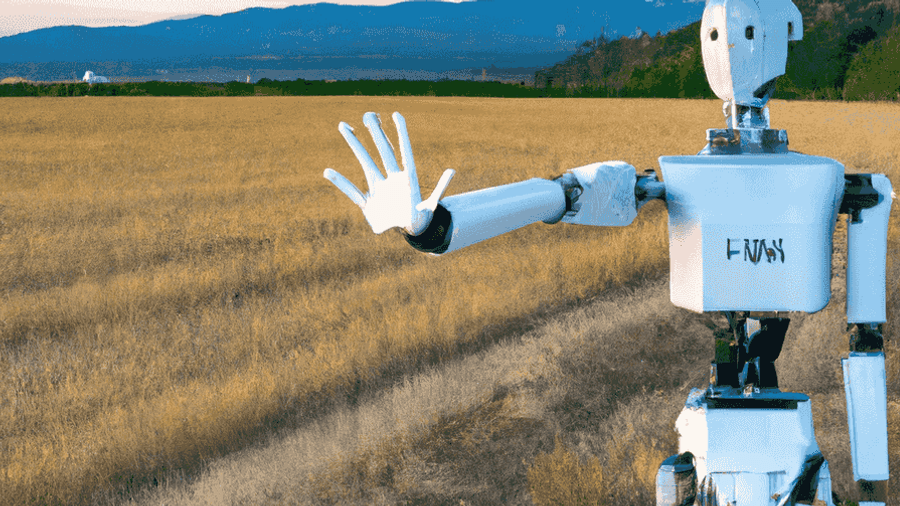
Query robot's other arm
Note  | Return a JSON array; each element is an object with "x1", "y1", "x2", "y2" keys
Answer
[{"x1": 839, "y1": 174, "x2": 894, "y2": 506}]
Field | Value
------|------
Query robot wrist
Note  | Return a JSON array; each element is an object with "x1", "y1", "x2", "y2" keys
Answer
[{"x1": 402, "y1": 204, "x2": 452, "y2": 254}]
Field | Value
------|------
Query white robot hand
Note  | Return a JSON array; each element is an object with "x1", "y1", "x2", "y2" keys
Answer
[{"x1": 323, "y1": 112, "x2": 455, "y2": 235}]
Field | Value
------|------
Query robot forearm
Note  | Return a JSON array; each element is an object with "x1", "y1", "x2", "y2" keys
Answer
[
  {"x1": 403, "y1": 162, "x2": 663, "y2": 255},
  {"x1": 403, "y1": 178, "x2": 566, "y2": 254}
]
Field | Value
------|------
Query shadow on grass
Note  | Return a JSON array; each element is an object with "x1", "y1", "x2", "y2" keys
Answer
[
  {"x1": 102, "y1": 275, "x2": 669, "y2": 504},
  {"x1": 298, "y1": 286, "x2": 718, "y2": 505},
  {"x1": 306, "y1": 387, "x2": 556, "y2": 505}
]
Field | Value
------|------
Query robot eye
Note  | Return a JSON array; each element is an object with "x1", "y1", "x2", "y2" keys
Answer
[
  {"x1": 710, "y1": 28, "x2": 719, "y2": 41},
  {"x1": 788, "y1": 22, "x2": 794, "y2": 37},
  {"x1": 745, "y1": 26, "x2": 755, "y2": 40}
]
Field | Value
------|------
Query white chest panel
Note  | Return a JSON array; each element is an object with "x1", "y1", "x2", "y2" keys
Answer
[{"x1": 659, "y1": 153, "x2": 844, "y2": 313}]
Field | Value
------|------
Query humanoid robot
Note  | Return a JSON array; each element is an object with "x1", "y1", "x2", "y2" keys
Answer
[{"x1": 323, "y1": 0, "x2": 895, "y2": 504}]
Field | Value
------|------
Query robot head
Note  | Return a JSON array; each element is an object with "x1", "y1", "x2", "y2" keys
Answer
[{"x1": 701, "y1": 0, "x2": 803, "y2": 109}]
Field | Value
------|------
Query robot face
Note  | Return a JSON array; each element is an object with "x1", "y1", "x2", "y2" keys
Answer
[{"x1": 701, "y1": 0, "x2": 803, "y2": 107}]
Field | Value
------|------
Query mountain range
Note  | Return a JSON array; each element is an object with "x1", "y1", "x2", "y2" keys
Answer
[{"x1": 0, "y1": 0, "x2": 706, "y2": 83}]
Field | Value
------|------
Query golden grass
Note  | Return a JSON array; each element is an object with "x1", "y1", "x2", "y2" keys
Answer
[
  {"x1": 0, "y1": 96, "x2": 898, "y2": 505},
  {"x1": 247, "y1": 276, "x2": 692, "y2": 506},
  {"x1": 529, "y1": 435, "x2": 608, "y2": 506}
]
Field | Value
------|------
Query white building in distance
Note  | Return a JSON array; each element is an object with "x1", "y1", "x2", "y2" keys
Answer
[{"x1": 82, "y1": 71, "x2": 110, "y2": 84}]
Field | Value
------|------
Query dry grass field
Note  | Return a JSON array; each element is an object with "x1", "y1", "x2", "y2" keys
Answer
[{"x1": 0, "y1": 96, "x2": 898, "y2": 505}]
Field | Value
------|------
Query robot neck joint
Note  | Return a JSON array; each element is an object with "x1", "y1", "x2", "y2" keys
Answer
[{"x1": 701, "y1": 127, "x2": 789, "y2": 155}]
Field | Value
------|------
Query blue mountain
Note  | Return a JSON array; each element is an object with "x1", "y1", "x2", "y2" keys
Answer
[{"x1": 0, "y1": 0, "x2": 705, "y2": 82}]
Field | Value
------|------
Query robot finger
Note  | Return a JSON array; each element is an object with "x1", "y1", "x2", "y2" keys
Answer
[
  {"x1": 417, "y1": 168, "x2": 456, "y2": 212},
  {"x1": 339, "y1": 121, "x2": 385, "y2": 190},
  {"x1": 363, "y1": 112, "x2": 402, "y2": 176},
  {"x1": 391, "y1": 112, "x2": 419, "y2": 185},
  {"x1": 323, "y1": 168, "x2": 367, "y2": 208}
]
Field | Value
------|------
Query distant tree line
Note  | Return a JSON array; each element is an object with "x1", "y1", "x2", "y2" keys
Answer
[
  {"x1": 536, "y1": 0, "x2": 900, "y2": 101},
  {"x1": 0, "y1": 78, "x2": 574, "y2": 98},
  {"x1": 0, "y1": 80, "x2": 255, "y2": 97},
  {"x1": 251, "y1": 78, "x2": 548, "y2": 97}
]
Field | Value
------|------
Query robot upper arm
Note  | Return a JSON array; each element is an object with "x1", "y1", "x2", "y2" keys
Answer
[{"x1": 557, "y1": 161, "x2": 663, "y2": 227}]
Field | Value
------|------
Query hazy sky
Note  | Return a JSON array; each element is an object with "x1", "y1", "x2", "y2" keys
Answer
[{"x1": 1, "y1": 0, "x2": 472, "y2": 38}]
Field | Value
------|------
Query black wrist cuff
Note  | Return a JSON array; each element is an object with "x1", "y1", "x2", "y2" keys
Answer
[{"x1": 403, "y1": 204, "x2": 452, "y2": 254}]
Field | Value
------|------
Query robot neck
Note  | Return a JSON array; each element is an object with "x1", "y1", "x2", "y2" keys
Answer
[
  {"x1": 698, "y1": 101, "x2": 789, "y2": 155},
  {"x1": 726, "y1": 101, "x2": 770, "y2": 129}
]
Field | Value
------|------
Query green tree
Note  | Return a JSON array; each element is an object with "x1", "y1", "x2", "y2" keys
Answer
[
  {"x1": 677, "y1": 46, "x2": 712, "y2": 98},
  {"x1": 784, "y1": 20, "x2": 850, "y2": 93},
  {"x1": 843, "y1": 23, "x2": 900, "y2": 101}
]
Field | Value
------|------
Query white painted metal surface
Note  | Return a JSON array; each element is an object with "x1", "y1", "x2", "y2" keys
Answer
[
  {"x1": 676, "y1": 389, "x2": 834, "y2": 506},
  {"x1": 677, "y1": 393, "x2": 816, "y2": 476},
  {"x1": 846, "y1": 175, "x2": 895, "y2": 323},
  {"x1": 559, "y1": 161, "x2": 638, "y2": 227},
  {"x1": 818, "y1": 461, "x2": 835, "y2": 505},
  {"x1": 438, "y1": 179, "x2": 566, "y2": 254},
  {"x1": 700, "y1": 0, "x2": 802, "y2": 108},
  {"x1": 659, "y1": 153, "x2": 844, "y2": 313},
  {"x1": 842, "y1": 352, "x2": 890, "y2": 481}
]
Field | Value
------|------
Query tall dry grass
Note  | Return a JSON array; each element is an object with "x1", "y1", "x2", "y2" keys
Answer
[
  {"x1": 0, "y1": 97, "x2": 898, "y2": 505},
  {"x1": 244, "y1": 276, "x2": 698, "y2": 506},
  {"x1": 0, "y1": 96, "x2": 681, "y2": 503}
]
